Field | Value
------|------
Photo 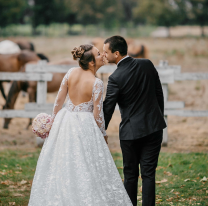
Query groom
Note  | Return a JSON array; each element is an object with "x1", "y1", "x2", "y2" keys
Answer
[{"x1": 103, "y1": 36, "x2": 167, "y2": 206}]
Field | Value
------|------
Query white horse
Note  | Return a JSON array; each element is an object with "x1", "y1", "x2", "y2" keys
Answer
[
  {"x1": 0, "y1": 40, "x2": 21, "y2": 99},
  {"x1": 0, "y1": 40, "x2": 21, "y2": 54}
]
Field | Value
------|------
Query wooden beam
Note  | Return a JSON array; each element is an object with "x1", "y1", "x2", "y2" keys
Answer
[
  {"x1": 165, "y1": 110, "x2": 208, "y2": 116},
  {"x1": 2, "y1": 109, "x2": 208, "y2": 118},
  {"x1": 159, "y1": 70, "x2": 174, "y2": 84},
  {"x1": 26, "y1": 64, "x2": 180, "y2": 75},
  {"x1": 26, "y1": 64, "x2": 78, "y2": 73},
  {"x1": 162, "y1": 83, "x2": 168, "y2": 146},
  {"x1": 156, "y1": 65, "x2": 181, "y2": 74},
  {"x1": 0, "y1": 110, "x2": 52, "y2": 118},
  {"x1": 26, "y1": 64, "x2": 117, "y2": 74},
  {"x1": 25, "y1": 103, "x2": 54, "y2": 111},
  {"x1": 165, "y1": 101, "x2": 184, "y2": 109},
  {"x1": 175, "y1": 73, "x2": 208, "y2": 81},
  {"x1": 25, "y1": 101, "x2": 184, "y2": 111},
  {"x1": 0, "y1": 72, "x2": 53, "y2": 81},
  {"x1": 98, "y1": 65, "x2": 117, "y2": 73}
]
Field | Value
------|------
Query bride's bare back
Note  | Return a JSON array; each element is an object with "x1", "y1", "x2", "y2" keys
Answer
[
  {"x1": 67, "y1": 67, "x2": 96, "y2": 105},
  {"x1": 50, "y1": 44, "x2": 107, "y2": 139}
]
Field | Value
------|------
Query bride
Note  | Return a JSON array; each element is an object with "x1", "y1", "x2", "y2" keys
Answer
[{"x1": 28, "y1": 44, "x2": 133, "y2": 206}]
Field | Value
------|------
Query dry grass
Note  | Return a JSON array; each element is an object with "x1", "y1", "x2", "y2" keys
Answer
[{"x1": 1, "y1": 36, "x2": 208, "y2": 72}]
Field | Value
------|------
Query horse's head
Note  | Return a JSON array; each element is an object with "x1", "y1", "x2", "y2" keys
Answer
[
  {"x1": 128, "y1": 44, "x2": 148, "y2": 59},
  {"x1": 17, "y1": 50, "x2": 49, "y2": 67},
  {"x1": 16, "y1": 41, "x2": 35, "y2": 51}
]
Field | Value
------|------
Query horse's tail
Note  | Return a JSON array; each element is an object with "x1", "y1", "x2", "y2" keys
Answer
[
  {"x1": 0, "y1": 81, "x2": 7, "y2": 101},
  {"x1": 37, "y1": 53, "x2": 49, "y2": 62},
  {"x1": 29, "y1": 42, "x2": 35, "y2": 51},
  {"x1": 3, "y1": 81, "x2": 28, "y2": 110},
  {"x1": 3, "y1": 81, "x2": 29, "y2": 129}
]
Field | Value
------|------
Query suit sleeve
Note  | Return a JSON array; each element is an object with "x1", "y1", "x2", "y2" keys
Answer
[
  {"x1": 103, "y1": 76, "x2": 119, "y2": 130},
  {"x1": 155, "y1": 69, "x2": 164, "y2": 116}
]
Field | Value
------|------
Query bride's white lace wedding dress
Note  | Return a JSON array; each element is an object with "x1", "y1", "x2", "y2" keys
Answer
[{"x1": 28, "y1": 68, "x2": 132, "y2": 206}]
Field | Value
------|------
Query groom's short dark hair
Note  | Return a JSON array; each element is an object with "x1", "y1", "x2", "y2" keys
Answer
[{"x1": 104, "y1": 36, "x2": 128, "y2": 56}]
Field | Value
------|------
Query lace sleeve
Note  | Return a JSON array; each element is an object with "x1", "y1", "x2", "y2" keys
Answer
[
  {"x1": 93, "y1": 79, "x2": 107, "y2": 136},
  {"x1": 51, "y1": 71, "x2": 70, "y2": 121}
]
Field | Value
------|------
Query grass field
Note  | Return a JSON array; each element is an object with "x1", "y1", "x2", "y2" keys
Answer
[{"x1": 0, "y1": 149, "x2": 207, "y2": 205}]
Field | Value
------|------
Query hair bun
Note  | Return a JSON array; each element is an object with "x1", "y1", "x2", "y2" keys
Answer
[{"x1": 71, "y1": 46, "x2": 85, "y2": 60}]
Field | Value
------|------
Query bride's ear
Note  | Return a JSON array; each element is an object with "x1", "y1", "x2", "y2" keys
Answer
[{"x1": 89, "y1": 61, "x2": 95, "y2": 67}]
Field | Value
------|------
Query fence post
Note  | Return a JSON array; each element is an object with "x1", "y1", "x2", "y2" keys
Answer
[
  {"x1": 36, "y1": 61, "x2": 48, "y2": 104},
  {"x1": 35, "y1": 60, "x2": 48, "y2": 147},
  {"x1": 159, "y1": 60, "x2": 169, "y2": 146}
]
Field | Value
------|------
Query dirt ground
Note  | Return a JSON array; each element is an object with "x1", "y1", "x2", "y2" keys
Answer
[{"x1": 0, "y1": 31, "x2": 208, "y2": 153}]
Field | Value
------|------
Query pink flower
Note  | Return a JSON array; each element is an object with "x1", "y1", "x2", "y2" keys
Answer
[{"x1": 32, "y1": 113, "x2": 52, "y2": 139}]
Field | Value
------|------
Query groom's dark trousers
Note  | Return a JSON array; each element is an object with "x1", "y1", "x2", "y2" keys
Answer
[
  {"x1": 120, "y1": 130, "x2": 163, "y2": 206},
  {"x1": 103, "y1": 57, "x2": 167, "y2": 206}
]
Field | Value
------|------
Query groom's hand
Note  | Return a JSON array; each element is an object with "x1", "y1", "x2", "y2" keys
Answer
[{"x1": 104, "y1": 135, "x2": 108, "y2": 144}]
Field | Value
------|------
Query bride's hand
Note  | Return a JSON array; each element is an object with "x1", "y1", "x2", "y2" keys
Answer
[{"x1": 104, "y1": 135, "x2": 108, "y2": 144}]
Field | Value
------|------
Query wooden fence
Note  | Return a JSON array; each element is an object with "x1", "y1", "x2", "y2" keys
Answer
[{"x1": 1, "y1": 60, "x2": 208, "y2": 146}]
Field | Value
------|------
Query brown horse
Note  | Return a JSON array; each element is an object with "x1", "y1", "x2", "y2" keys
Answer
[
  {"x1": 3, "y1": 59, "x2": 77, "y2": 129},
  {"x1": 15, "y1": 40, "x2": 35, "y2": 51},
  {"x1": 0, "y1": 50, "x2": 48, "y2": 100},
  {"x1": 128, "y1": 42, "x2": 148, "y2": 59},
  {"x1": 91, "y1": 37, "x2": 148, "y2": 58}
]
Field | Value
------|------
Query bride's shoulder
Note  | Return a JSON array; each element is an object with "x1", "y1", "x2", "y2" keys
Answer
[
  {"x1": 66, "y1": 67, "x2": 79, "y2": 76},
  {"x1": 68, "y1": 67, "x2": 79, "y2": 73},
  {"x1": 95, "y1": 78, "x2": 104, "y2": 86},
  {"x1": 93, "y1": 78, "x2": 104, "y2": 92}
]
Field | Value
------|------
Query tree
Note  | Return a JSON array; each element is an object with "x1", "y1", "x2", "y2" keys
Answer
[
  {"x1": 133, "y1": 0, "x2": 186, "y2": 37},
  {"x1": 70, "y1": 0, "x2": 124, "y2": 28},
  {"x1": 0, "y1": 0, "x2": 27, "y2": 28},
  {"x1": 188, "y1": 0, "x2": 208, "y2": 37},
  {"x1": 32, "y1": 0, "x2": 57, "y2": 34},
  {"x1": 119, "y1": 0, "x2": 138, "y2": 22}
]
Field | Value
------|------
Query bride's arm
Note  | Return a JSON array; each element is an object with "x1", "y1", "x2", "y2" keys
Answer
[
  {"x1": 93, "y1": 79, "x2": 107, "y2": 137},
  {"x1": 51, "y1": 71, "x2": 69, "y2": 122}
]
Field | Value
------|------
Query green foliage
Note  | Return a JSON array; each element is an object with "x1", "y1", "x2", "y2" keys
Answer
[
  {"x1": 0, "y1": 150, "x2": 207, "y2": 205},
  {"x1": 32, "y1": 0, "x2": 57, "y2": 28},
  {"x1": 1, "y1": 0, "x2": 208, "y2": 35},
  {"x1": 188, "y1": 0, "x2": 208, "y2": 36},
  {"x1": 0, "y1": 0, "x2": 27, "y2": 28},
  {"x1": 188, "y1": 0, "x2": 208, "y2": 26},
  {"x1": 133, "y1": 0, "x2": 185, "y2": 27},
  {"x1": 0, "y1": 149, "x2": 41, "y2": 205},
  {"x1": 70, "y1": 0, "x2": 124, "y2": 28},
  {"x1": 113, "y1": 152, "x2": 208, "y2": 205}
]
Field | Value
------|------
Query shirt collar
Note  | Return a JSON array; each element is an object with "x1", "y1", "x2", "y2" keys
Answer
[{"x1": 117, "y1": 55, "x2": 129, "y2": 66}]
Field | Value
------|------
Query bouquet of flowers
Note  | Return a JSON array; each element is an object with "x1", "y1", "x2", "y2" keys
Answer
[{"x1": 32, "y1": 113, "x2": 53, "y2": 139}]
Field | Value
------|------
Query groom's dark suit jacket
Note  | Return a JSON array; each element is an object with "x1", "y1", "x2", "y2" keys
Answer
[{"x1": 103, "y1": 57, "x2": 167, "y2": 140}]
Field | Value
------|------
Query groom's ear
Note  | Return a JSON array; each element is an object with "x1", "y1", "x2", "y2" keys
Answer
[{"x1": 114, "y1": 51, "x2": 119, "y2": 58}]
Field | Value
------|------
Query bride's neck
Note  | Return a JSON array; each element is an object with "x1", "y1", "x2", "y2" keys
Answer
[{"x1": 88, "y1": 66, "x2": 97, "y2": 76}]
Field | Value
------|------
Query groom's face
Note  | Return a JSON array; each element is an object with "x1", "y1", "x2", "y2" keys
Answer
[{"x1": 103, "y1": 43, "x2": 116, "y2": 64}]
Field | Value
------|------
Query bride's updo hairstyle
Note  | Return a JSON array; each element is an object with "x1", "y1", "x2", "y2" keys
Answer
[{"x1": 71, "y1": 44, "x2": 95, "y2": 71}]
